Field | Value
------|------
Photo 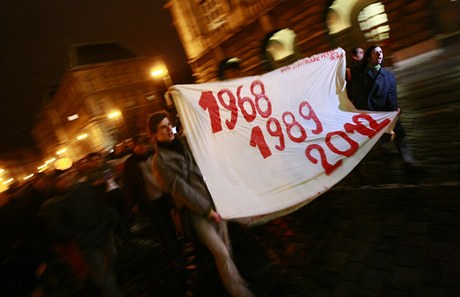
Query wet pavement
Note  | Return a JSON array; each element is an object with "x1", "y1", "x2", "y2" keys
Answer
[{"x1": 38, "y1": 42, "x2": 460, "y2": 297}]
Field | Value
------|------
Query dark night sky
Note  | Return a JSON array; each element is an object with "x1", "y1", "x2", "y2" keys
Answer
[{"x1": 0, "y1": 0, "x2": 192, "y2": 155}]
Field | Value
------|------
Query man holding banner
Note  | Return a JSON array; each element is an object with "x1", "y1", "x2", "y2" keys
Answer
[
  {"x1": 148, "y1": 111, "x2": 255, "y2": 297},
  {"x1": 164, "y1": 47, "x2": 398, "y2": 225},
  {"x1": 350, "y1": 45, "x2": 417, "y2": 169}
]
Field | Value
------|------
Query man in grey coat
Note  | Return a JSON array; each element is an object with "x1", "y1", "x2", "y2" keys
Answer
[{"x1": 148, "y1": 111, "x2": 255, "y2": 297}]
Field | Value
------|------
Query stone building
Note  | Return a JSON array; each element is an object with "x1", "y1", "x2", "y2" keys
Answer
[
  {"x1": 165, "y1": 0, "x2": 459, "y2": 82},
  {"x1": 32, "y1": 42, "x2": 170, "y2": 163}
]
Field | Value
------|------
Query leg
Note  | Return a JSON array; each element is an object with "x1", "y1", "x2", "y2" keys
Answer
[
  {"x1": 81, "y1": 241, "x2": 124, "y2": 297},
  {"x1": 191, "y1": 214, "x2": 254, "y2": 297},
  {"x1": 393, "y1": 121, "x2": 417, "y2": 166},
  {"x1": 148, "y1": 197, "x2": 183, "y2": 265}
]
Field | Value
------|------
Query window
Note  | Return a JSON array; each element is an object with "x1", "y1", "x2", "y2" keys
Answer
[
  {"x1": 358, "y1": 2, "x2": 390, "y2": 42},
  {"x1": 266, "y1": 29, "x2": 296, "y2": 62},
  {"x1": 198, "y1": 0, "x2": 227, "y2": 31}
]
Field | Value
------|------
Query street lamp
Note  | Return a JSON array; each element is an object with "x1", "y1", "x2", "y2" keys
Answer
[{"x1": 150, "y1": 62, "x2": 174, "y2": 108}]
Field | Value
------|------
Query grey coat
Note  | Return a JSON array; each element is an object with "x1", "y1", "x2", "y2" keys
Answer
[{"x1": 152, "y1": 136, "x2": 214, "y2": 218}]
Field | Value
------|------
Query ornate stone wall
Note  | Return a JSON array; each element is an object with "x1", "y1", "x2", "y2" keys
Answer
[{"x1": 167, "y1": 0, "x2": 457, "y2": 82}]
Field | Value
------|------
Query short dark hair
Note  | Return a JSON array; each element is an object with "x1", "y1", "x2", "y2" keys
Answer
[
  {"x1": 363, "y1": 44, "x2": 380, "y2": 64},
  {"x1": 350, "y1": 47, "x2": 362, "y2": 56},
  {"x1": 148, "y1": 110, "x2": 169, "y2": 134}
]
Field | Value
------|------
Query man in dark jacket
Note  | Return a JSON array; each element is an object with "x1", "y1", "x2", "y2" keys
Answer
[{"x1": 350, "y1": 44, "x2": 417, "y2": 169}]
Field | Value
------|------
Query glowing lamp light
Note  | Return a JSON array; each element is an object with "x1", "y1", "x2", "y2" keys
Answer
[
  {"x1": 3, "y1": 178, "x2": 13, "y2": 185},
  {"x1": 108, "y1": 110, "x2": 122, "y2": 119},
  {"x1": 77, "y1": 133, "x2": 88, "y2": 140},
  {"x1": 150, "y1": 68, "x2": 165, "y2": 77},
  {"x1": 45, "y1": 157, "x2": 56, "y2": 164},
  {"x1": 23, "y1": 174, "x2": 34, "y2": 181},
  {"x1": 37, "y1": 164, "x2": 47, "y2": 170},
  {"x1": 67, "y1": 114, "x2": 79, "y2": 121},
  {"x1": 56, "y1": 148, "x2": 67, "y2": 155},
  {"x1": 54, "y1": 157, "x2": 73, "y2": 170}
]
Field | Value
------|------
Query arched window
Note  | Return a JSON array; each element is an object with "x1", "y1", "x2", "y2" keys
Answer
[
  {"x1": 358, "y1": 2, "x2": 390, "y2": 42},
  {"x1": 266, "y1": 29, "x2": 296, "y2": 61},
  {"x1": 326, "y1": 0, "x2": 358, "y2": 34},
  {"x1": 262, "y1": 28, "x2": 298, "y2": 71}
]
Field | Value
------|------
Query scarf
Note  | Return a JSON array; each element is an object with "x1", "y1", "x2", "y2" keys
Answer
[{"x1": 157, "y1": 137, "x2": 185, "y2": 156}]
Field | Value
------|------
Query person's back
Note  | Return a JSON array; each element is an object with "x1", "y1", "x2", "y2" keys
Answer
[
  {"x1": 43, "y1": 178, "x2": 113, "y2": 250},
  {"x1": 41, "y1": 168, "x2": 124, "y2": 297}
]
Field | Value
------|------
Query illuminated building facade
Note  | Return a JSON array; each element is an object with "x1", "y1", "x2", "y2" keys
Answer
[
  {"x1": 166, "y1": 0, "x2": 459, "y2": 81},
  {"x1": 32, "y1": 42, "x2": 168, "y2": 163}
]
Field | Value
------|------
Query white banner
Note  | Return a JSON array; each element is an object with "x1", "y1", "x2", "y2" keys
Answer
[{"x1": 170, "y1": 48, "x2": 397, "y2": 225}]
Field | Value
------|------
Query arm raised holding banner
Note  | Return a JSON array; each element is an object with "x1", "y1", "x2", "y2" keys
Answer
[{"x1": 350, "y1": 45, "x2": 418, "y2": 170}]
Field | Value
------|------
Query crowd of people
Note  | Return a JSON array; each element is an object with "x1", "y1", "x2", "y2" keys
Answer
[
  {"x1": 0, "y1": 110, "x2": 256, "y2": 297},
  {"x1": 0, "y1": 44, "x2": 420, "y2": 297},
  {"x1": 1, "y1": 145, "x2": 133, "y2": 297}
]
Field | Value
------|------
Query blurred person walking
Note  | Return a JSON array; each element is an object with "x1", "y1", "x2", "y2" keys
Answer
[
  {"x1": 40, "y1": 168, "x2": 124, "y2": 297},
  {"x1": 346, "y1": 47, "x2": 364, "y2": 100},
  {"x1": 122, "y1": 134, "x2": 183, "y2": 267},
  {"x1": 148, "y1": 111, "x2": 255, "y2": 297},
  {"x1": 86, "y1": 152, "x2": 131, "y2": 242},
  {"x1": 0, "y1": 173, "x2": 56, "y2": 297}
]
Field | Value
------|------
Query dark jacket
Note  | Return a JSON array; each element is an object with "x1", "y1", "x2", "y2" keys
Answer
[
  {"x1": 40, "y1": 182, "x2": 113, "y2": 250},
  {"x1": 350, "y1": 64, "x2": 399, "y2": 112},
  {"x1": 122, "y1": 151, "x2": 152, "y2": 208}
]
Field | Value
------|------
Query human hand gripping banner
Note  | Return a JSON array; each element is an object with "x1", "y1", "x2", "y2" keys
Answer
[{"x1": 169, "y1": 48, "x2": 397, "y2": 225}]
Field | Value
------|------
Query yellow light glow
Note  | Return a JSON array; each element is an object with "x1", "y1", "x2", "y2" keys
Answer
[
  {"x1": 24, "y1": 174, "x2": 34, "y2": 181},
  {"x1": 150, "y1": 68, "x2": 165, "y2": 77},
  {"x1": 77, "y1": 133, "x2": 88, "y2": 140},
  {"x1": 45, "y1": 157, "x2": 56, "y2": 164},
  {"x1": 56, "y1": 148, "x2": 68, "y2": 155},
  {"x1": 67, "y1": 114, "x2": 79, "y2": 121},
  {"x1": 3, "y1": 178, "x2": 13, "y2": 185},
  {"x1": 54, "y1": 157, "x2": 73, "y2": 170},
  {"x1": 108, "y1": 110, "x2": 122, "y2": 119},
  {"x1": 37, "y1": 164, "x2": 47, "y2": 170}
]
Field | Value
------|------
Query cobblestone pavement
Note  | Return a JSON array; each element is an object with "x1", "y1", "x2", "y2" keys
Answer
[{"x1": 39, "y1": 43, "x2": 459, "y2": 297}]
